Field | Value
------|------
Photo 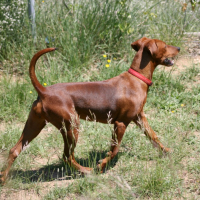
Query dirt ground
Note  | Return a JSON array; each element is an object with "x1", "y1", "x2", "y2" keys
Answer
[{"x1": 0, "y1": 34, "x2": 200, "y2": 199}]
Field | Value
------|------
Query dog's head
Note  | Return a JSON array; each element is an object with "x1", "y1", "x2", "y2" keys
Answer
[{"x1": 131, "y1": 37, "x2": 180, "y2": 67}]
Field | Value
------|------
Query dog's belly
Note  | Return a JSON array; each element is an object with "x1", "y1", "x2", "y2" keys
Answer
[
  {"x1": 74, "y1": 96, "x2": 141, "y2": 124},
  {"x1": 75, "y1": 104, "x2": 117, "y2": 123}
]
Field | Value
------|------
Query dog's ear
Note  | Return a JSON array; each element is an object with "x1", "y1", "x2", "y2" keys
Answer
[
  {"x1": 131, "y1": 41, "x2": 140, "y2": 52},
  {"x1": 146, "y1": 40, "x2": 158, "y2": 57},
  {"x1": 131, "y1": 37, "x2": 148, "y2": 52}
]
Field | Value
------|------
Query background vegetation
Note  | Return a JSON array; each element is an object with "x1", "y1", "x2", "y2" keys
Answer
[{"x1": 0, "y1": 0, "x2": 200, "y2": 199}]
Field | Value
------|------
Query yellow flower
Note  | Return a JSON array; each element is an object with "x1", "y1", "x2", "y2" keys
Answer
[
  {"x1": 106, "y1": 64, "x2": 110, "y2": 68},
  {"x1": 107, "y1": 59, "x2": 111, "y2": 63},
  {"x1": 42, "y1": 1, "x2": 44, "y2": 3},
  {"x1": 43, "y1": 83, "x2": 47, "y2": 86},
  {"x1": 114, "y1": 58, "x2": 117, "y2": 60},
  {"x1": 103, "y1": 54, "x2": 107, "y2": 58},
  {"x1": 128, "y1": 27, "x2": 134, "y2": 34},
  {"x1": 29, "y1": 91, "x2": 32, "y2": 94},
  {"x1": 181, "y1": 104, "x2": 185, "y2": 107},
  {"x1": 150, "y1": 13, "x2": 157, "y2": 18},
  {"x1": 171, "y1": 110, "x2": 175, "y2": 113}
]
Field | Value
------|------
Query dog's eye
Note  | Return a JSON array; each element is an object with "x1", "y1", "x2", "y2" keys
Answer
[{"x1": 165, "y1": 45, "x2": 167, "y2": 48}]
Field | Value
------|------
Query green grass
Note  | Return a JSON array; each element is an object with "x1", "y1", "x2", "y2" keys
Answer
[
  {"x1": 1, "y1": 0, "x2": 200, "y2": 199},
  {"x1": 1, "y1": 62, "x2": 200, "y2": 199}
]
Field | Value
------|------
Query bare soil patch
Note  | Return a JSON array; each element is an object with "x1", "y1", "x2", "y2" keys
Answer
[{"x1": 1, "y1": 34, "x2": 200, "y2": 199}]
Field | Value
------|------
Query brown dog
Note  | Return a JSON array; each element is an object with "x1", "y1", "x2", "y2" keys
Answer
[{"x1": 0, "y1": 37, "x2": 180, "y2": 183}]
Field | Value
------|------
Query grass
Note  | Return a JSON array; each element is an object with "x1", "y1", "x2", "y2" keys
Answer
[
  {"x1": 0, "y1": 0, "x2": 200, "y2": 199},
  {"x1": 1, "y1": 57, "x2": 200, "y2": 200}
]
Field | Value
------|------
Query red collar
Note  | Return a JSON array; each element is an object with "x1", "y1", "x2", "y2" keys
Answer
[{"x1": 128, "y1": 68, "x2": 153, "y2": 86}]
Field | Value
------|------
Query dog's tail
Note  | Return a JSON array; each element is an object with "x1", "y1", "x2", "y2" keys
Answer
[{"x1": 29, "y1": 48, "x2": 57, "y2": 98}]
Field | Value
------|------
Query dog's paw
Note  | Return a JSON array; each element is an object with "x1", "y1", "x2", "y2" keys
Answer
[
  {"x1": 159, "y1": 147, "x2": 172, "y2": 157},
  {"x1": 163, "y1": 147, "x2": 172, "y2": 153},
  {"x1": 0, "y1": 172, "x2": 6, "y2": 185},
  {"x1": 79, "y1": 167, "x2": 93, "y2": 176}
]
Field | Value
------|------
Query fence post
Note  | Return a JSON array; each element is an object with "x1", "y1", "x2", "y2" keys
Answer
[{"x1": 28, "y1": 0, "x2": 37, "y2": 43}]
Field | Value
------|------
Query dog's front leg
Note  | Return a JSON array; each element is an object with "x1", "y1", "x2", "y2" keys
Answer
[{"x1": 134, "y1": 111, "x2": 170, "y2": 153}]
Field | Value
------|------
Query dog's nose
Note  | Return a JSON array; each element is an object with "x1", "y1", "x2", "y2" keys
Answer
[{"x1": 177, "y1": 47, "x2": 180, "y2": 52}]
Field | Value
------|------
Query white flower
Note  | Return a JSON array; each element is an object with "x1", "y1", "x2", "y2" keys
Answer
[{"x1": 0, "y1": 0, "x2": 26, "y2": 41}]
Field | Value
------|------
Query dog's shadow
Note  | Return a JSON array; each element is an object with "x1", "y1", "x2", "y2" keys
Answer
[{"x1": 10, "y1": 150, "x2": 121, "y2": 184}]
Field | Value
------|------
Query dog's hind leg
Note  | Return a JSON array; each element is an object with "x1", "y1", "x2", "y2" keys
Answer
[
  {"x1": 0, "y1": 100, "x2": 46, "y2": 184},
  {"x1": 97, "y1": 121, "x2": 127, "y2": 173},
  {"x1": 134, "y1": 111, "x2": 170, "y2": 153}
]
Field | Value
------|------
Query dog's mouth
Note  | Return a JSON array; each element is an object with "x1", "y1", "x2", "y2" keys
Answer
[{"x1": 163, "y1": 57, "x2": 175, "y2": 66}]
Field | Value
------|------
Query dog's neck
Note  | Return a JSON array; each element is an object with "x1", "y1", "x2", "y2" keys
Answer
[{"x1": 130, "y1": 49, "x2": 156, "y2": 80}]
